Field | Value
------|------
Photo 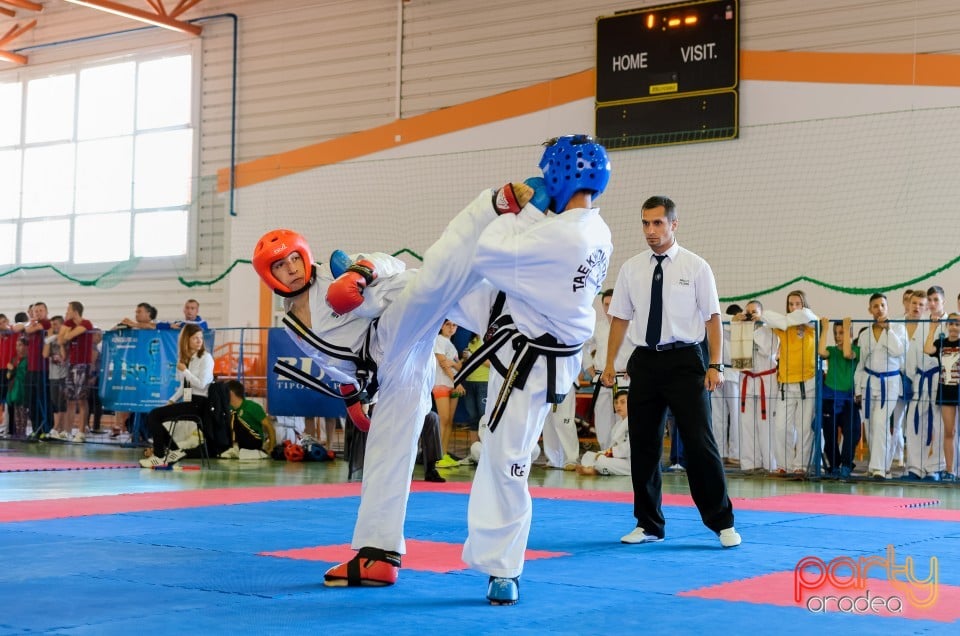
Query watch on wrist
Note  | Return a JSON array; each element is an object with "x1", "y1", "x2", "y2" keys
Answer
[{"x1": 708, "y1": 363, "x2": 724, "y2": 372}]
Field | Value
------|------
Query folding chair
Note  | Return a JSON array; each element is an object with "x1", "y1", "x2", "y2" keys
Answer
[{"x1": 164, "y1": 415, "x2": 211, "y2": 468}]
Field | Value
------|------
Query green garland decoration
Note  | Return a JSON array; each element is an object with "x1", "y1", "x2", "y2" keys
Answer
[
  {"x1": 5, "y1": 250, "x2": 959, "y2": 297},
  {"x1": 0, "y1": 260, "x2": 142, "y2": 287}
]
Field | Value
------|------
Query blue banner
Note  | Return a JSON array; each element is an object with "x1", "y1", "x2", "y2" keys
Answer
[
  {"x1": 99, "y1": 329, "x2": 215, "y2": 413},
  {"x1": 267, "y1": 328, "x2": 347, "y2": 417}
]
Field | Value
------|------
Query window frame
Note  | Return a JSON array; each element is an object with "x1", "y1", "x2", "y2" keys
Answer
[{"x1": 0, "y1": 40, "x2": 202, "y2": 273}]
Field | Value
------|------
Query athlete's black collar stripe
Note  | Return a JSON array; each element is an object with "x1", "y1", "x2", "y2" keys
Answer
[{"x1": 282, "y1": 312, "x2": 362, "y2": 362}]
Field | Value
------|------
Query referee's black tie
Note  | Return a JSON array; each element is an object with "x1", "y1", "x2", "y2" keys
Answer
[{"x1": 645, "y1": 254, "x2": 667, "y2": 347}]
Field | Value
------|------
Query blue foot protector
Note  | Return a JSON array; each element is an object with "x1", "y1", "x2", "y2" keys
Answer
[
  {"x1": 486, "y1": 576, "x2": 519, "y2": 606},
  {"x1": 329, "y1": 249, "x2": 353, "y2": 278}
]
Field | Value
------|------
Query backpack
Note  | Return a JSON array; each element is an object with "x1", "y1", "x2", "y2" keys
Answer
[{"x1": 188, "y1": 381, "x2": 232, "y2": 458}]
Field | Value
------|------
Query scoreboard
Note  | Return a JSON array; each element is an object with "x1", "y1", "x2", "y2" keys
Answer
[{"x1": 595, "y1": 0, "x2": 739, "y2": 149}]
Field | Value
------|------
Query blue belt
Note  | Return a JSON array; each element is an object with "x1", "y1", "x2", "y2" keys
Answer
[
  {"x1": 914, "y1": 366, "x2": 939, "y2": 445},
  {"x1": 864, "y1": 367, "x2": 900, "y2": 419}
]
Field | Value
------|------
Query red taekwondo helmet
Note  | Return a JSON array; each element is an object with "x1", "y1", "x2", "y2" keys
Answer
[{"x1": 252, "y1": 229, "x2": 315, "y2": 297}]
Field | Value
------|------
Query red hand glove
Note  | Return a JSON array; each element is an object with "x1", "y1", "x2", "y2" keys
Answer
[
  {"x1": 493, "y1": 182, "x2": 534, "y2": 215},
  {"x1": 326, "y1": 259, "x2": 376, "y2": 315},
  {"x1": 340, "y1": 385, "x2": 370, "y2": 432}
]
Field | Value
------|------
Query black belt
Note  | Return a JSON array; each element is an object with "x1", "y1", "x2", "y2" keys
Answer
[{"x1": 636, "y1": 341, "x2": 699, "y2": 352}]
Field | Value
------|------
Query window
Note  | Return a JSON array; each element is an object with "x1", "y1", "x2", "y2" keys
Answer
[{"x1": 0, "y1": 51, "x2": 195, "y2": 266}]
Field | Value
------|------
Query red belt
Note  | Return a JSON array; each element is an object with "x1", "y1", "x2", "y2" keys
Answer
[{"x1": 740, "y1": 367, "x2": 778, "y2": 420}]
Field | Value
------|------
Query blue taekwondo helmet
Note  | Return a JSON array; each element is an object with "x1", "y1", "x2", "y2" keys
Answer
[{"x1": 538, "y1": 134, "x2": 611, "y2": 213}]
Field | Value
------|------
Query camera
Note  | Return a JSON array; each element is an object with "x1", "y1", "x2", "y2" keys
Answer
[{"x1": 744, "y1": 311, "x2": 755, "y2": 321}]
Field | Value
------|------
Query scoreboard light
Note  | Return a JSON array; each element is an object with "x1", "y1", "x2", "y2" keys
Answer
[
  {"x1": 595, "y1": 0, "x2": 740, "y2": 149},
  {"x1": 596, "y1": 0, "x2": 739, "y2": 103}
]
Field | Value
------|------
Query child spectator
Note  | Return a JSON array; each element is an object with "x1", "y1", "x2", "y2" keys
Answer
[{"x1": 576, "y1": 389, "x2": 630, "y2": 476}]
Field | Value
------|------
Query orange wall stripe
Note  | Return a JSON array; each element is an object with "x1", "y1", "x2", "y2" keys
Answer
[
  {"x1": 217, "y1": 70, "x2": 595, "y2": 192},
  {"x1": 741, "y1": 50, "x2": 960, "y2": 87},
  {"x1": 219, "y1": 51, "x2": 960, "y2": 193}
]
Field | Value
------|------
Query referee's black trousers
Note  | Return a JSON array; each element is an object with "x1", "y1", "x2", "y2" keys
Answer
[{"x1": 626, "y1": 345, "x2": 734, "y2": 538}]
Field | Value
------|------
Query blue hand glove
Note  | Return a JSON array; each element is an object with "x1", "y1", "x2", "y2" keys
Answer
[
  {"x1": 524, "y1": 177, "x2": 551, "y2": 212},
  {"x1": 329, "y1": 249, "x2": 353, "y2": 278}
]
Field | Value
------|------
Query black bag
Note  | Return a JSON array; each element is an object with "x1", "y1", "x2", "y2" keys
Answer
[{"x1": 185, "y1": 381, "x2": 232, "y2": 458}]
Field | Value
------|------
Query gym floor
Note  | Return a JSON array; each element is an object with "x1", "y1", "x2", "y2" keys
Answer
[{"x1": 2, "y1": 435, "x2": 959, "y2": 634}]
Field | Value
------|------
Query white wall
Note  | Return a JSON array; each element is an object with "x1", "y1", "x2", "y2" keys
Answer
[{"x1": 229, "y1": 76, "x2": 960, "y2": 328}]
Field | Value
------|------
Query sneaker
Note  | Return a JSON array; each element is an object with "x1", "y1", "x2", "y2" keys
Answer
[
  {"x1": 436, "y1": 454, "x2": 459, "y2": 468},
  {"x1": 921, "y1": 472, "x2": 941, "y2": 482},
  {"x1": 870, "y1": 471, "x2": 887, "y2": 480},
  {"x1": 164, "y1": 449, "x2": 187, "y2": 464},
  {"x1": 139, "y1": 455, "x2": 166, "y2": 469},
  {"x1": 839, "y1": 466, "x2": 852, "y2": 479},
  {"x1": 487, "y1": 576, "x2": 519, "y2": 606},
  {"x1": 71, "y1": 432, "x2": 86, "y2": 443},
  {"x1": 900, "y1": 472, "x2": 921, "y2": 482},
  {"x1": 238, "y1": 448, "x2": 270, "y2": 460},
  {"x1": 719, "y1": 527, "x2": 742, "y2": 548},
  {"x1": 941, "y1": 472, "x2": 957, "y2": 483},
  {"x1": 621, "y1": 527, "x2": 664, "y2": 544},
  {"x1": 666, "y1": 464, "x2": 685, "y2": 472},
  {"x1": 458, "y1": 455, "x2": 477, "y2": 466},
  {"x1": 219, "y1": 445, "x2": 240, "y2": 459}
]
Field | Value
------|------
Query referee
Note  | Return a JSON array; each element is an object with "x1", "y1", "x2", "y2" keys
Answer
[{"x1": 601, "y1": 196, "x2": 740, "y2": 548}]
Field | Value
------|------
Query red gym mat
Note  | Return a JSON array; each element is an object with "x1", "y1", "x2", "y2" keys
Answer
[{"x1": 0, "y1": 457, "x2": 138, "y2": 473}]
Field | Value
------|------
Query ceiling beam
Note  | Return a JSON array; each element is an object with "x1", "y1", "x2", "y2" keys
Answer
[
  {"x1": 0, "y1": 18, "x2": 36, "y2": 65},
  {"x1": 0, "y1": 0, "x2": 44, "y2": 12},
  {"x1": 63, "y1": 0, "x2": 202, "y2": 36},
  {"x1": 0, "y1": 49, "x2": 27, "y2": 64}
]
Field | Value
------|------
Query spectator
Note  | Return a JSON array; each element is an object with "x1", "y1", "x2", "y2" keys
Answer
[
  {"x1": 923, "y1": 312, "x2": 960, "y2": 482},
  {"x1": 5, "y1": 337, "x2": 29, "y2": 437},
  {"x1": 433, "y1": 319, "x2": 464, "y2": 468},
  {"x1": 111, "y1": 302, "x2": 158, "y2": 438},
  {"x1": 15, "y1": 302, "x2": 52, "y2": 437},
  {"x1": 905, "y1": 286, "x2": 947, "y2": 481},
  {"x1": 576, "y1": 389, "x2": 631, "y2": 475},
  {"x1": 59, "y1": 301, "x2": 95, "y2": 442},
  {"x1": 117, "y1": 302, "x2": 157, "y2": 330},
  {"x1": 157, "y1": 298, "x2": 209, "y2": 331},
  {"x1": 892, "y1": 290, "x2": 927, "y2": 472},
  {"x1": 458, "y1": 333, "x2": 489, "y2": 458},
  {"x1": 86, "y1": 329, "x2": 104, "y2": 433},
  {"x1": 764, "y1": 291, "x2": 818, "y2": 475},
  {"x1": 818, "y1": 317, "x2": 860, "y2": 479},
  {"x1": 584, "y1": 289, "x2": 633, "y2": 449},
  {"x1": 0, "y1": 313, "x2": 16, "y2": 437},
  {"x1": 218, "y1": 380, "x2": 273, "y2": 460},
  {"x1": 713, "y1": 304, "x2": 742, "y2": 467},
  {"x1": 854, "y1": 293, "x2": 907, "y2": 479},
  {"x1": 140, "y1": 324, "x2": 214, "y2": 468},
  {"x1": 43, "y1": 315, "x2": 69, "y2": 440},
  {"x1": 734, "y1": 301, "x2": 779, "y2": 474}
]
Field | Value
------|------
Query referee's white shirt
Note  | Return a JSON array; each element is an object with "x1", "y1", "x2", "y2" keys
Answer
[{"x1": 608, "y1": 242, "x2": 721, "y2": 348}]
